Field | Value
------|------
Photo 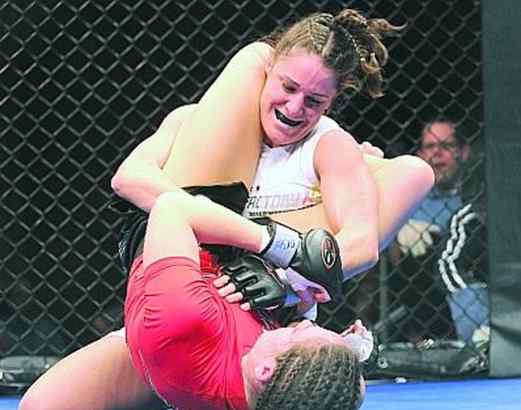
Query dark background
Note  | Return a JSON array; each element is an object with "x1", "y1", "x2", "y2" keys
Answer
[{"x1": 1, "y1": 0, "x2": 484, "y2": 359}]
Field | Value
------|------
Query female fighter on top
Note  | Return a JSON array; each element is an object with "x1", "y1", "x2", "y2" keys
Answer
[{"x1": 20, "y1": 8, "x2": 434, "y2": 410}]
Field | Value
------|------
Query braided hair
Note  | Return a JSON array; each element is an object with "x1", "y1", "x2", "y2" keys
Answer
[
  {"x1": 254, "y1": 344, "x2": 363, "y2": 410},
  {"x1": 262, "y1": 8, "x2": 404, "y2": 98}
]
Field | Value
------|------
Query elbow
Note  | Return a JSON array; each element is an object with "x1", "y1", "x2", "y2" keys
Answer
[
  {"x1": 110, "y1": 169, "x2": 124, "y2": 197},
  {"x1": 111, "y1": 161, "x2": 134, "y2": 198},
  {"x1": 339, "y1": 235, "x2": 379, "y2": 272}
]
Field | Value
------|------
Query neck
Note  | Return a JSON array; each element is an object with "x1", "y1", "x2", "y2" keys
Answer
[{"x1": 434, "y1": 181, "x2": 458, "y2": 194}]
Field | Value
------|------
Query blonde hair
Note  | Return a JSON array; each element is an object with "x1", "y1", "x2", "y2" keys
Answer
[{"x1": 254, "y1": 344, "x2": 362, "y2": 410}]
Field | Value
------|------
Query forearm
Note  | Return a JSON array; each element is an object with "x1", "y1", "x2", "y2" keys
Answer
[
  {"x1": 335, "y1": 226, "x2": 379, "y2": 280},
  {"x1": 111, "y1": 160, "x2": 183, "y2": 213},
  {"x1": 145, "y1": 192, "x2": 264, "y2": 266},
  {"x1": 323, "y1": 177, "x2": 380, "y2": 279},
  {"x1": 315, "y1": 131, "x2": 380, "y2": 281}
]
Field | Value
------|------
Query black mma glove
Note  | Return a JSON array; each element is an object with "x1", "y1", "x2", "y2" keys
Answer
[
  {"x1": 256, "y1": 218, "x2": 343, "y2": 301},
  {"x1": 221, "y1": 254, "x2": 288, "y2": 310}
]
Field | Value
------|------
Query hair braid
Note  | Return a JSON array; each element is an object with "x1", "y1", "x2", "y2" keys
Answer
[
  {"x1": 332, "y1": 8, "x2": 404, "y2": 97},
  {"x1": 260, "y1": 8, "x2": 403, "y2": 98},
  {"x1": 307, "y1": 13, "x2": 334, "y2": 55},
  {"x1": 254, "y1": 344, "x2": 363, "y2": 410}
]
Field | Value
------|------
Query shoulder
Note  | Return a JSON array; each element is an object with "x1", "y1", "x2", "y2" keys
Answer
[
  {"x1": 312, "y1": 118, "x2": 364, "y2": 177},
  {"x1": 301, "y1": 116, "x2": 345, "y2": 152},
  {"x1": 448, "y1": 202, "x2": 481, "y2": 230},
  {"x1": 313, "y1": 115, "x2": 342, "y2": 135},
  {"x1": 314, "y1": 117, "x2": 359, "y2": 155}
]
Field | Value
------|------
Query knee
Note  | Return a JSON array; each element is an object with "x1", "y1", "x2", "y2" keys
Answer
[
  {"x1": 392, "y1": 155, "x2": 435, "y2": 192},
  {"x1": 19, "y1": 389, "x2": 50, "y2": 410},
  {"x1": 164, "y1": 103, "x2": 197, "y2": 123}
]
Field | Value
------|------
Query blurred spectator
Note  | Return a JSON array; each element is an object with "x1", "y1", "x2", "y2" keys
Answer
[
  {"x1": 437, "y1": 155, "x2": 489, "y2": 345},
  {"x1": 387, "y1": 117, "x2": 472, "y2": 342},
  {"x1": 398, "y1": 118, "x2": 470, "y2": 252}
]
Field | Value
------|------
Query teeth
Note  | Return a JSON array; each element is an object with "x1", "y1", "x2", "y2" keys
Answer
[{"x1": 275, "y1": 110, "x2": 302, "y2": 127}]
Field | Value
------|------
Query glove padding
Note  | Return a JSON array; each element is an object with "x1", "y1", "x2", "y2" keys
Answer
[
  {"x1": 258, "y1": 219, "x2": 343, "y2": 301},
  {"x1": 397, "y1": 219, "x2": 441, "y2": 258},
  {"x1": 221, "y1": 254, "x2": 287, "y2": 311}
]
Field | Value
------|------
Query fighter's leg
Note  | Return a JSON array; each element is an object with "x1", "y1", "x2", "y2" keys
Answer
[
  {"x1": 162, "y1": 43, "x2": 271, "y2": 188},
  {"x1": 124, "y1": 192, "x2": 268, "y2": 407},
  {"x1": 271, "y1": 154, "x2": 434, "y2": 251},
  {"x1": 19, "y1": 334, "x2": 160, "y2": 410},
  {"x1": 362, "y1": 154, "x2": 434, "y2": 249}
]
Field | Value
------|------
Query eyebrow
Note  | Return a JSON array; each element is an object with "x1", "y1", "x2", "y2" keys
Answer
[{"x1": 282, "y1": 75, "x2": 330, "y2": 99}]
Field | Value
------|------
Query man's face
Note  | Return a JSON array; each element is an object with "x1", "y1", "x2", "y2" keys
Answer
[{"x1": 418, "y1": 122, "x2": 467, "y2": 189}]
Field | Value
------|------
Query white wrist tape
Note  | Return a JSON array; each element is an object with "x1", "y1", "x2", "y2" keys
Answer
[
  {"x1": 277, "y1": 268, "x2": 301, "y2": 306},
  {"x1": 262, "y1": 224, "x2": 299, "y2": 268},
  {"x1": 300, "y1": 302, "x2": 318, "y2": 321},
  {"x1": 285, "y1": 268, "x2": 330, "y2": 301},
  {"x1": 343, "y1": 331, "x2": 374, "y2": 362},
  {"x1": 277, "y1": 269, "x2": 327, "y2": 314}
]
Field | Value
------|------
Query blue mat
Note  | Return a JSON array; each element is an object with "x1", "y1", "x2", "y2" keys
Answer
[
  {"x1": 0, "y1": 397, "x2": 20, "y2": 410},
  {"x1": 1, "y1": 378, "x2": 520, "y2": 409},
  {"x1": 364, "y1": 378, "x2": 521, "y2": 410}
]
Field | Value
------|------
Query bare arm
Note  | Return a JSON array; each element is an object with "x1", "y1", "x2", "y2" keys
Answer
[
  {"x1": 314, "y1": 130, "x2": 380, "y2": 279},
  {"x1": 111, "y1": 104, "x2": 196, "y2": 212}
]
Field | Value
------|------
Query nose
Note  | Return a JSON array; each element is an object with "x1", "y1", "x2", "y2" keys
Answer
[{"x1": 285, "y1": 94, "x2": 304, "y2": 117}]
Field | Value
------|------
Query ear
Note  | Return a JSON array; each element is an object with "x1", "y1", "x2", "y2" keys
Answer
[{"x1": 254, "y1": 357, "x2": 277, "y2": 384}]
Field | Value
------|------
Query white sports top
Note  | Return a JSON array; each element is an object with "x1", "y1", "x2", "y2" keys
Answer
[{"x1": 243, "y1": 115, "x2": 341, "y2": 218}]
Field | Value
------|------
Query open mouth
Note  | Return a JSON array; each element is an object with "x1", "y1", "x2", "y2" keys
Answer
[{"x1": 275, "y1": 109, "x2": 303, "y2": 127}]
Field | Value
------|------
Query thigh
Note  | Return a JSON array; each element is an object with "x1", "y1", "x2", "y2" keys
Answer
[
  {"x1": 270, "y1": 204, "x2": 331, "y2": 233},
  {"x1": 163, "y1": 46, "x2": 269, "y2": 189},
  {"x1": 19, "y1": 335, "x2": 158, "y2": 410}
]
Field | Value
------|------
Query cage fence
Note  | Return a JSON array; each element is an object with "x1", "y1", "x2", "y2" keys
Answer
[{"x1": 1, "y1": 0, "x2": 485, "y2": 381}]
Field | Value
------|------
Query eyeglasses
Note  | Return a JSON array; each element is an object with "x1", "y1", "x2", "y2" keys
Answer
[{"x1": 421, "y1": 141, "x2": 459, "y2": 151}]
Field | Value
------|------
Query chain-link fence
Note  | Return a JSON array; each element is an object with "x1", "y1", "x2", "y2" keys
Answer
[{"x1": 1, "y1": 0, "x2": 485, "y2": 379}]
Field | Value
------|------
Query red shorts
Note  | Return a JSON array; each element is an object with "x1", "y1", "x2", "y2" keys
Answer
[{"x1": 124, "y1": 250, "x2": 224, "y2": 406}]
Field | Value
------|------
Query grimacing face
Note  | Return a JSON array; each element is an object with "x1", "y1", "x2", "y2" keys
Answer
[{"x1": 259, "y1": 47, "x2": 337, "y2": 147}]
